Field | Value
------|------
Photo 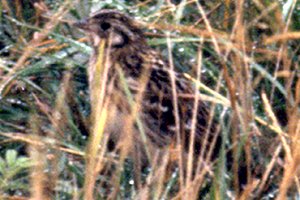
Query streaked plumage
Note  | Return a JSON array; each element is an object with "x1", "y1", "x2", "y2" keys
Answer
[{"x1": 74, "y1": 9, "x2": 220, "y2": 161}]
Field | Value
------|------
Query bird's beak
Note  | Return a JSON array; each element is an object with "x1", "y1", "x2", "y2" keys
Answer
[{"x1": 73, "y1": 18, "x2": 89, "y2": 30}]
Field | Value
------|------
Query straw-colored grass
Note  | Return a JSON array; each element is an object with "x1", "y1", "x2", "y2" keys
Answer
[{"x1": 0, "y1": 0, "x2": 299, "y2": 199}]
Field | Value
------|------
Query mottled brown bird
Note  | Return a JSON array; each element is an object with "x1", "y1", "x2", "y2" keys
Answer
[{"x1": 74, "y1": 9, "x2": 220, "y2": 163}]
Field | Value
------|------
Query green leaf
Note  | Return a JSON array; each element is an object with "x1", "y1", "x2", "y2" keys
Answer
[
  {"x1": 5, "y1": 150, "x2": 17, "y2": 167},
  {"x1": 0, "y1": 157, "x2": 6, "y2": 174}
]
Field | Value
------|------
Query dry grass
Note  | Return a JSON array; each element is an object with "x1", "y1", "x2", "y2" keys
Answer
[{"x1": 0, "y1": 0, "x2": 299, "y2": 199}]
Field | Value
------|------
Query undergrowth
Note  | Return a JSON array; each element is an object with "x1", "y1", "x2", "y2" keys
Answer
[{"x1": 0, "y1": 0, "x2": 299, "y2": 199}]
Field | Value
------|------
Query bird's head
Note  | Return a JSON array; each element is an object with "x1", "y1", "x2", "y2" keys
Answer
[{"x1": 74, "y1": 9, "x2": 145, "y2": 49}]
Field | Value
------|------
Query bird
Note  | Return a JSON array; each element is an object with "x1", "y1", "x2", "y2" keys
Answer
[{"x1": 74, "y1": 9, "x2": 220, "y2": 166}]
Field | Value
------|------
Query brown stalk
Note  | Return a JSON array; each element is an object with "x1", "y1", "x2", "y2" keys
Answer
[
  {"x1": 46, "y1": 72, "x2": 73, "y2": 195},
  {"x1": 108, "y1": 59, "x2": 153, "y2": 199},
  {"x1": 195, "y1": 1, "x2": 241, "y2": 196},
  {"x1": 166, "y1": 33, "x2": 185, "y2": 192},
  {"x1": 186, "y1": 37, "x2": 204, "y2": 191},
  {"x1": 186, "y1": 71, "x2": 292, "y2": 144},
  {"x1": 0, "y1": 0, "x2": 73, "y2": 97},
  {"x1": 277, "y1": 89, "x2": 300, "y2": 199},
  {"x1": 172, "y1": 163, "x2": 213, "y2": 200},
  {"x1": 224, "y1": 0, "x2": 230, "y2": 29},
  {"x1": 143, "y1": 21, "x2": 227, "y2": 41},
  {"x1": 270, "y1": 0, "x2": 296, "y2": 103},
  {"x1": 84, "y1": 39, "x2": 109, "y2": 200},
  {"x1": 256, "y1": 145, "x2": 282, "y2": 197},
  {"x1": 261, "y1": 92, "x2": 291, "y2": 161},
  {"x1": 246, "y1": 2, "x2": 279, "y2": 30},
  {"x1": 264, "y1": 32, "x2": 300, "y2": 44},
  {"x1": 148, "y1": 152, "x2": 170, "y2": 200},
  {"x1": 28, "y1": 115, "x2": 49, "y2": 200},
  {"x1": 0, "y1": 131, "x2": 86, "y2": 157},
  {"x1": 238, "y1": 179, "x2": 260, "y2": 200}
]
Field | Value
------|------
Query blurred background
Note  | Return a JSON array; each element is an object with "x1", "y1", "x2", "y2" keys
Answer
[{"x1": 0, "y1": 0, "x2": 299, "y2": 199}]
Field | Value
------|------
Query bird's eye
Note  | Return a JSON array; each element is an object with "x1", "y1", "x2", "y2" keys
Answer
[{"x1": 100, "y1": 22, "x2": 111, "y2": 31}]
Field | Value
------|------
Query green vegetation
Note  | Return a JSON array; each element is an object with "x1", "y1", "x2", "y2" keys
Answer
[{"x1": 0, "y1": 0, "x2": 299, "y2": 199}]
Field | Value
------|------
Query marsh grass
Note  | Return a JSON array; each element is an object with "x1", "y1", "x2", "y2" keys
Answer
[{"x1": 0, "y1": 0, "x2": 299, "y2": 199}]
